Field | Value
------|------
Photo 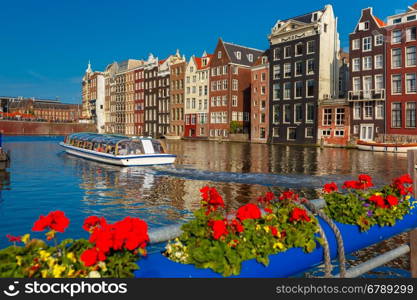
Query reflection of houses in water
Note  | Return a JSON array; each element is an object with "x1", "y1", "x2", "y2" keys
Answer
[
  {"x1": 270, "y1": 145, "x2": 320, "y2": 175},
  {"x1": 0, "y1": 164, "x2": 10, "y2": 202}
]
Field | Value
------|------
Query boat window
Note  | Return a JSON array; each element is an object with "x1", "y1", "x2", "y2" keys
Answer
[
  {"x1": 152, "y1": 140, "x2": 165, "y2": 154},
  {"x1": 116, "y1": 141, "x2": 144, "y2": 155}
]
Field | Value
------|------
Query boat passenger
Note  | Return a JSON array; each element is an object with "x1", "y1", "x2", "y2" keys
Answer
[{"x1": 119, "y1": 145, "x2": 128, "y2": 155}]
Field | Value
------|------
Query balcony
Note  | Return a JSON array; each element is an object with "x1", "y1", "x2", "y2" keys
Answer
[{"x1": 348, "y1": 89, "x2": 385, "y2": 101}]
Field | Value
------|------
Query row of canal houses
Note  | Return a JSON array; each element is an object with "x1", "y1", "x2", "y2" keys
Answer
[{"x1": 82, "y1": 3, "x2": 417, "y2": 146}]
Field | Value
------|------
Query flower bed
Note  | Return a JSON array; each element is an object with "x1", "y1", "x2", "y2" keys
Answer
[{"x1": 0, "y1": 212, "x2": 149, "y2": 278}]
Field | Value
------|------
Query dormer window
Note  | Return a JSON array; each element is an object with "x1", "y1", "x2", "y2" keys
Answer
[
  {"x1": 312, "y1": 13, "x2": 318, "y2": 22},
  {"x1": 262, "y1": 57, "x2": 267, "y2": 64},
  {"x1": 248, "y1": 54, "x2": 253, "y2": 62},
  {"x1": 202, "y1": 58, "x2": 207, "y2": 66},
  {"x1": 393, "y1": 18, "x2": 402, "y2": 24},
  {"x1": 364, "y1": 21, "x2": 369, "y2": 30},
  {"x1": 236, "y1": 51, "x2": 241, "y2": 60},
  {"x1": 218, "y1": 51, "x2": 222, "y2": 59}
]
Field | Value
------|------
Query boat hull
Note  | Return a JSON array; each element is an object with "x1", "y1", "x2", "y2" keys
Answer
[
  {"x1": 59, "y1": 142, "x2": 176, "y2": 166},
  {"x1": 356, "y1": 141, "x2": 417, "y2": 153}
]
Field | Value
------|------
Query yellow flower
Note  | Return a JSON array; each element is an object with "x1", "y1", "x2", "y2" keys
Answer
[
  {"x1": 16, "y1": 256, "x2": 23, "y2": 266},
  {"x1": 273, "y1": 242, "x2": 284, "y2": 250},
  {"x1": 256, "y1": 225, "x2": 261, "y2": 231},
  {"x1": 67, "y1": 268, "x2": 75, "y2": 277},
  {"x1": 263, "y1": 226, "x2": 270, "y2": 233},
  {"x1": 39, "y1": 250, "x2": 51, "y2": 261},
  {"x1": 47, "y1": 257, "x2": 57, "y2": 268},
  {"x1": 41, "y1": 270, "x2": 48, "y2": 278},
  {"x1": 21, "y1": 234, "x2": 30, "y2": 245},
  {"x1": 393, "y1": 206, "x2": 398, "y2": 211},
  {"x1": 98, "y1": 261, "x2": 107, "y2": 272},
  {"x1": 375, "y1": 192, "x2": 383, "y2": 196},
  {"x1": 66, "y1": 252, "x2": 76, "y2": 263},
  {"x1": 52, "y1": 264, "x2": 66, "y2": 278}
]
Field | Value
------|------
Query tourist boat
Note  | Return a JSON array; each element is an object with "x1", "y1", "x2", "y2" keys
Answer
[
  {"x1": 356, "y1": 140, "x2": 417, "y2": 153},
  {"x1": 59, "y1": 132, "x2": 176, "y2": 166}
]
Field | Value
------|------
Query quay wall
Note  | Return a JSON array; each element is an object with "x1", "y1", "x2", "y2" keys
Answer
[{"x1": 0, "y1": 120, "x2": 96, "y2": 135}]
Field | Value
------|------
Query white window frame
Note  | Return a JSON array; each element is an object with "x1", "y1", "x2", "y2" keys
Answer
[
  {"x1": 375, "y1": 101, "x2": 384, "y2": 120},
  {"x1": 294, "y1": 103, "x2": 302, "y2": 123},
  {"x1": 352, "y1": 39, "x2": 360, "y2": 50},
  {"x1": 375, "y1": 34, "x2": 384, "y2": 46},
  {"x1": 392, "y1": 74, "x2": 402, "y2": 95},
  {"x1": 406, "y1": 73, "x2": 417, "y2": 94},
  {"x1": 353, "y1": 102, "x2": 361, "y2": 120},
  {"x1": 392, "y1": 30, "x2": 402, "y2": 44},
  {"x1": 362, "y1": 36, "x2": 372, "y2": 52},
  {"x1": 284, "y1": 46, "x2": 291, "y2": 58},
  {"x1": 374, "y1": 55, "x2": 383, "y2": 69},
  {"x1": 406, "y1": 46, "x2": 417, "y2": 67},
  {"x1": 375, "y1": 74, "x2": 384, "y2": 92},
  {"x1": 352, "y1": 58, "x2": 361, "y2": 72},
  {"x1": 294, "y1": 81, "x2": 302, "y2": 99},
  {"x1": 406, "y1": 27, "x2": 417, "y2": 42},
  {"x1": 362, "y1": 56, "x2": 372, "y2": 70},
  {"x1": 392, "y1": 48, "x2": 402, "y2": 69},
  {"x1": 287, "y1": 127, "x2": 296, "y2": 141},
  {"x1": 283, "y1": 82, "x2": 291, "y2": 100},
  {"x1": 305, "y1": 127, "x2": 314, "y2": 138}
]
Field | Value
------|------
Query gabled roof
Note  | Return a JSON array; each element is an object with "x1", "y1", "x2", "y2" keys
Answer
[
  {"x1": 280, "y1": 8, "x2": 325, "y2": 24},
  {"x1": 374, "y1": 16, "x2": 386, "y2": 27},
  {"x1": 251, "y1": 49, "x2": 269, "y2": 67},
  {"x1": 222, "y1": 41, "x2": 263, "y2": 67},
  {"x1": 195, "y1": 54, "x2": 213, "y2": 70}
]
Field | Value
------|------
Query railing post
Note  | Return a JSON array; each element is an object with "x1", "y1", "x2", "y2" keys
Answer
[{"x1": 407, "y1": 149, "x2": 417, "y2": 278}]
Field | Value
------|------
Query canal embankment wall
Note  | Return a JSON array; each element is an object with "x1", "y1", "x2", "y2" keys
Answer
[{"x1": 0, "y1": 120, "x2": 96, "y2": 135}]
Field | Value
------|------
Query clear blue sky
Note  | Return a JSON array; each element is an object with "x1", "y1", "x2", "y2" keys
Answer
[{"x1": 0, "y1": 0, "x2": 414, "y2": 103}]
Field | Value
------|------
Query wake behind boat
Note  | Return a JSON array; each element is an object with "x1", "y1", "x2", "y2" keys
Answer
[{"x1": 59, "y1": 132, "x2": 176, "y2": 166}]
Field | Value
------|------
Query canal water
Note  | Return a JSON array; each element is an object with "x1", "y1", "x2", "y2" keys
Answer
[{"x1": 0, "y1": 136, "x2": 410, "y2": 276}]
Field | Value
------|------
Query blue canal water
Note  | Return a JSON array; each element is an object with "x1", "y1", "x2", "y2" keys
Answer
[{"x1": 0, "y1": 136, "x2": 411, "y2": 277}]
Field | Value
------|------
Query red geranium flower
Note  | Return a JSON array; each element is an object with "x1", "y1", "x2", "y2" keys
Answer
[
  {"x1": 32, "y1": 211, "x2": 70, "y2": 233},
  {"x1": 289, "y1": 207, "x2": 311, "y2": 222},
  {"x1": 368, "y1": 195, "x2": 387, "y2": 208},
  {"x1": 89, "y1": 216, "x2": 149, "y2": 254},
  {"x1": 208, "y1": 219, "x2": 228, "y2": 240},
  {"x1": 270, "y1": 226, "x2": 278, "y2": 237},
  {"x1": 323, "y1": 182, "x2": 338, "y2": 193},
  {"x1": 6, "y1": 234, "x2": 21, "y2": 243},
  {"x1": 80, "y1": 247, "x2": 106, "y2": 267},
  {"x1": 392, "y1": 174, "x2": 413, "y2": 195},
  {"x1": 357, "y1": 174, "x2": 374, "y2": 189},
  {"x1": 342, "y1": 180, "x2": 356, "y2": 189},
  {"x1": 82, "y1": 216, "x2": 107, "y2": 232},
  {"x1": 264, "y1": 207, "x2": 273, "y2": 214},
  {"x1": 258, "y1": 192, "x2": 275, "y2": 204},
  {"x1": 230, "y1": 219, "x2": 244, "y2": 233},
  {"x1": 279, "y1": 190, "x2": 299, "y2": 201},
  {"x1": 200, "y1": 186, "x2": 225, "y2": 214},
  {"x1": 236, "y1": 203, "x2": 262, "y2": 221},
  {"x1": 386, "y1": 195, "x2": 399, "y2": 207}
]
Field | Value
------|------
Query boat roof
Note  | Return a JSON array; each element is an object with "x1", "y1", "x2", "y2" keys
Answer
[{"x1": 67, "y1": 132, "x2": 149, "y2": 145}]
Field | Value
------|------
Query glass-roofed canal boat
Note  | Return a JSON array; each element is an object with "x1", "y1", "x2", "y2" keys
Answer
[{"x1": 59, "y1": 133, "x2": 176, "y2": 166}]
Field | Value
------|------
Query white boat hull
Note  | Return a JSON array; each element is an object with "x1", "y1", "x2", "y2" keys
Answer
[
  {"x1": 357, "y1": 143, "x2": 417, "y2": 153},
  {"x1": 59, "y1": 142, "x2": 176, "y2": 166}
]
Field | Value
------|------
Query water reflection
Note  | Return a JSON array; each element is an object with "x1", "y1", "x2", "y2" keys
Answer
[
  {"x1": 0, "y1": 162, "x2": 10, "y2": 203},
  {"x1": 166, "y1": 140, "x2": 408, "y2": 185}
]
